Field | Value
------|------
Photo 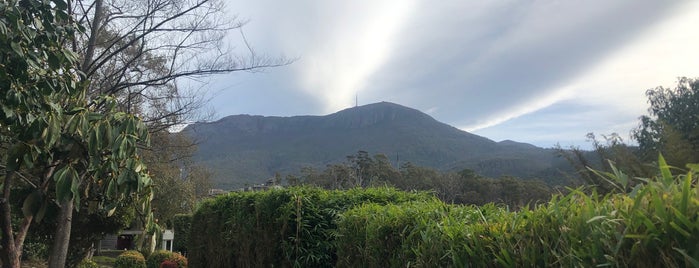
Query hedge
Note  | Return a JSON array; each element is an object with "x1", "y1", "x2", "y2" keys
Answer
[
  {"x1": 188, "y1": 160, "x2": 699, "y2": 267},
  {"x1": 187, "y1": 186, "x2": 435, "y2": 267}
]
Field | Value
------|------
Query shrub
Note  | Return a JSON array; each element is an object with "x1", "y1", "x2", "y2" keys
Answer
[
  {"x1": 22, "y1": 241, "x2": 48, "y2": 261},
  {"x1": 159, "y1": 260, "x2": 178, "y2": 268},
  {"x1": 146, "y1": 250, "x2": 173, "y2": 268},
  {"x1": 147, "y1": 250, "x2": 188, "y2": 268},
  {"x1": 75, "y1": 258, "x2": 99, "y2": 268},
  {"x1": 167, "y1": 252, "x2": 187, "y2": 268},
  {"x1": 114, "y1": 250, "x2": 146, "y2": 268}
]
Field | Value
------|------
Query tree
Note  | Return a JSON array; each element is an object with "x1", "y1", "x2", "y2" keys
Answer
[
  {"x1": 0, "y1": 1, "x2": 152, "y2": 267},
  {"x1": 634, "y1": 77, "x2": 699, "y2": 166},
  {"x1": 70, "y1": 0, "x2": 287, "y2": 130},
  {"x1": 63, "y1": 0, "x2": 286, "y2": 257}
]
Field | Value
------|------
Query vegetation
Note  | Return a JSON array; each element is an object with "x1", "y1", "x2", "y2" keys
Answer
[
  {"x1": 146, "y1": 250, "x2": 187, "y2": 268},
  {"x1": 1, "y1": 0, "x2": 280, "y2": 266},
  {"x1": 114, "y1": 251, "x2": 146, "y2": 268},
  {"x1": 0, "y1": 0, "x2": 153, "y2": 267},
  {"x1": 295, "y1": 151, "x2": 553, "y2": 208},
  {"x1": 634, "y1": 77, "x2": 699, "y2": 166},
  {"x1": 172, "y1": 214, "x2": 192, "y2": 254},
  {"x1": 186, "y1": 102, "x2": 572, "y2": 188},
  {"x1": 185, "y1": 158, "x2": 699, "y2": 267},
  {"x1": 187, "y1": 187, "x2": 434, "y2": 267}
]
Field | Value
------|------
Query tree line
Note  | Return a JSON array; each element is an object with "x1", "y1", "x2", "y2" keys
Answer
[{"x1": 283, "y1": 151, "x2": 553, "y2": 208}]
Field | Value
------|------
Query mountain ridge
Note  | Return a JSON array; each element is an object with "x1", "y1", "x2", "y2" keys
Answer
[{"x1": 185, "y1": 102, "x2": 569, "y2": 189}]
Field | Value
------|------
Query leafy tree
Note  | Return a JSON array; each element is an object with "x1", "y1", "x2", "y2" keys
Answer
[
  {"x1": 62, "y1": 0, "x2": 285, "y2": 256},
  {"x1": 0, "y1": 0, "x2": 152, "y2": 267},
  {"x1": 634, "y1": 77, "x2": 699, "y2": 165}
]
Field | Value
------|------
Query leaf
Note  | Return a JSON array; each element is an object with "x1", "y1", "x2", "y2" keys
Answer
[
  {"x1": 21, "y1": 191, "x2": 41, "y2": 218},
  {"x1": 107, "y1": 179, "x2": 117, "y2": 198},
  {"x1": 54, "y1": 166, "x2": 72, "y2": 202},
  {"x1": 35, "y1": 201, "x2": 48, "y2": 223},
  {"x1": 658, "y1": 154, "x2": 672, "y2": 183},
  {"x1": 673, "y1": 248, "x2": 699, "y2": 267},
  {"x1": 10, "y1": 42, "x2": 23, "y2": 56},
  {"x1": 586, "y1": 215, "x2": 607, "y2": 224},
  {"x1": 53, "y1": 0, "x2": 68, "y2": 11},
  {"x1": 47, "y1": 53, "x2": 60, "y2": 69},
  {"x1": 71, "y1": 170, "x2": 81, "y2": 210}
]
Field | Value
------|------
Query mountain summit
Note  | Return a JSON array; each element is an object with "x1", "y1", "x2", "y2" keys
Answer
[{"x1": 184, "y1": 102, "x2": 566, "y2": 188}]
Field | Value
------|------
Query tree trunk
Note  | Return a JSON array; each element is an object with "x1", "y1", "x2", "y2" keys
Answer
[
  {"x1": 48, "y1": 198, "x2": 74, "y2": 268},
  {"x1": 0, "y1": 172, "x2": 21, "y2": 268}
]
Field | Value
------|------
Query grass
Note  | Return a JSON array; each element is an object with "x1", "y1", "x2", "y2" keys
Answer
[{"x1": 92, "y1": 255, "x2": 116, "y2": 267}]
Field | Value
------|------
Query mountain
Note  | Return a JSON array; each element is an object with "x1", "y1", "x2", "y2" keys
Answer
[{"x1": 184, "y1": 102, "x2": 571, "y2": 189}]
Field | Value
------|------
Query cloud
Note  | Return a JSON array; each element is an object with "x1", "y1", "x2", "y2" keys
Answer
[
  {"x1": 293, "y1": 1, "x2": 419, "y2": 113},
  {"x1": 206, "y1": 0, "x2": 697, "y2": 147},
  {"x1": 362, "y1": 1, "x2": 681, "y2": 127}
]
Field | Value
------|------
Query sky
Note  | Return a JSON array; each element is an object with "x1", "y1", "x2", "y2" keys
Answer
[{"x1": 201, "y1": 1, "x2": 699, "y2": 149}]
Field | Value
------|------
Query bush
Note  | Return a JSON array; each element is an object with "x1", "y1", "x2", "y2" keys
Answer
[
  {"x1": 146, "y1": 250, "x2": 172, "y2": 268},
  {"x1": 167, "y1": 252, "x2": 187, "y2": 268},
  {"x1": 114, "y1": 250, "x2": 146, "y2": 268},
  {"x1": 147, "y1": 250, "x2": 188, "y2": 268},
  {"x1": 22, "y1": 241, "x2": 48, "y2": 261},
  {"x1": 76, "y1": 258, "x2": 99, "y2": 268},
  {"x1": 159, "y1": 260, "x2": 178, "y2": 268}
]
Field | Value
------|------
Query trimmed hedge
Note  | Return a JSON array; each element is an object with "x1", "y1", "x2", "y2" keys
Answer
[
  {"x1": 188, "y1": 186, "x2": 435, "y2": 267},
  {"x1": 172, "y1": 214, "x2": 192, "y2": 254},
  {"x1": 114, "y1": 250, "x2": 146, "y2": 268},
  {"x1": 147, "y1": 250, "x2": 187, "y2": 268},
  {"x1": 335, "y1": 162, "x2": 699, "y2": 267},
  {"x1": 188, "y1": 161, "x2": 699, "y2": 267}
]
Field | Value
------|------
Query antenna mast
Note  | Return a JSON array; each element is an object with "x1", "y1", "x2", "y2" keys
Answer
[{"x1": 355, "y1": 93, "x2": 358, "y2": 107}]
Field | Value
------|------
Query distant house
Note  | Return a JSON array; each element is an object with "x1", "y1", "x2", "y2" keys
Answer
[
  {"x1": 208, "y1": 188, "x2": 228, "y2": 196},
  {"x1": 99, "y1": 229, "x2": 175, "y2": 251}
]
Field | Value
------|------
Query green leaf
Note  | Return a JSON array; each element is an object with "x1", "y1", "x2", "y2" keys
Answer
[
  {"x1": 10, "y1": 41, "x2": 23, "y2": 56},
  {"x1": 53, "y1": 0, "x2": 68, "y2": 10},
  {"x1": 6, "y1": 143, "x2": 26, "y2": 172},
  {"x1": 21, "y1": 191, "x2": 41, "y2": 218},
  {"x1": 47, "y1": 53, "x2": 60, "y2": 70},
  {"x1": 35, "y1": 201, "x2": 48, "y2": 223},
  {"x1": 658, "y1": 154, "x2": 672, "y2": 183},
  {"x1": 107, "y1": 179, "x2": 117, "y2": 198},
  {"x1": 54, "y1": 166, "x2": 72, "y2": 202},
  {"x1": 680, "y1": 171, "x2": 691, "y2": 214},
  {"x1": 673, "y1": 248, "x2": 699, "y2": 267},
  {"x1": 71, "y1": 170, "x2": 81, "y2": 210}
]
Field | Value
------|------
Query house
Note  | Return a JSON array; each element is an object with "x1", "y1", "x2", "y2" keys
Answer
[{"x1": 99, "y1": 229, "x2": 175, "y2": 251}]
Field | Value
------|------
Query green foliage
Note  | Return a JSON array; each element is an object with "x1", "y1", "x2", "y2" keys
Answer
[
  {"x1": 172, "y1": 214, "x2": 192, "y2": 253},
  {"x1": 76, "y1": 258, "x2": 99, "y2": 268},
  {"x1": 634, "y1": 77, "x2": 699, "y2": 165},
  {"x1": 147, "y1": 250, "x2": 173, "y2": 268},
  {"x1": 21, "y1": 241, "x2": 48, "y2": 261},
  {"x1": 188, "y1": 186, "x2": 434, "y2": 268},
  {"x1": 0, "y1": 0, "x2": 155, "y2": 265},
  {"x1": 335, "y1": 158, "x2": 699, "y2": 267},
  {"x1": 114, "y1": 250, "x2": 146, "y2": 268},
  {"x1": 186, "y1": 159, "x2": 699, "y2": 267},
  {"x1": 146, "y1": 250, "x2": 187, "y2": 268}
]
